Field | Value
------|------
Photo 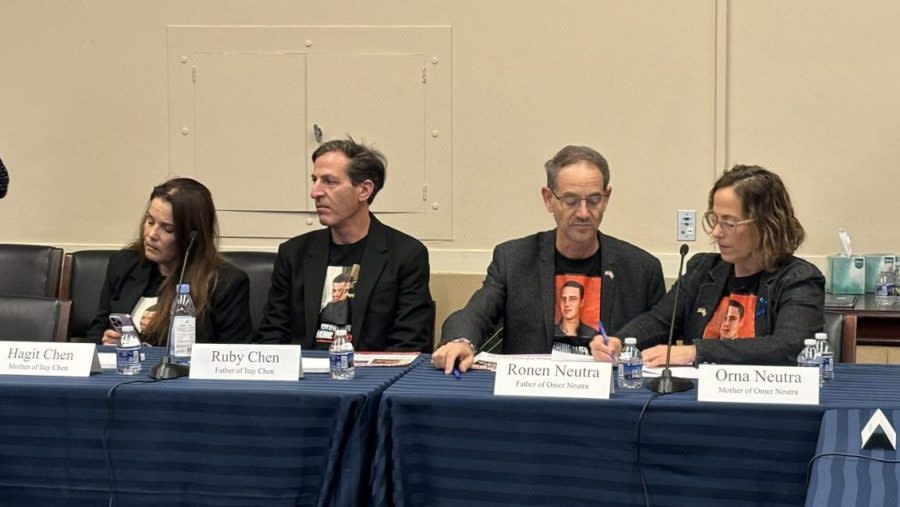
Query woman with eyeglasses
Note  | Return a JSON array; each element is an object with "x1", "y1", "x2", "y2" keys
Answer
[{"x1": 592, "y1": 165, "x2": 825, "y2": 366}]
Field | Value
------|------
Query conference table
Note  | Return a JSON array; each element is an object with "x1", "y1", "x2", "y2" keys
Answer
[
  {"x1": 805, "y1": 408, "x2": 900, "y2": 507},
  {"x1": 373, "y1": 363, "x2": 900, "y2": 507},
  {"x1": 0, "y1": 347, "x2": 422, "y2": 507}
]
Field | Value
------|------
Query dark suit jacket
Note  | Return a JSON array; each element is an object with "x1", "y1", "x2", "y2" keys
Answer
[
  {"x1": 0, "y1": 156, "x2": 8, "y2": 199},
  {"x1": 441, "y1": 230, "x2": 665, "y2": 353},
  {"x1": 255, "y1": 214, "x2": 433, "y2": 351},
  {"x1": 618, "y1": 253, "x2": 825, "y2": 365},
  {"x1": 86, "y1": 250, "x2": 252, "y2": 344}
]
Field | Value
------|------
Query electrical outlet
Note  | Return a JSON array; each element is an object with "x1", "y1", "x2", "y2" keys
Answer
[{"x1": 677, "y1": 210, "x2": 696, "y2": 241}]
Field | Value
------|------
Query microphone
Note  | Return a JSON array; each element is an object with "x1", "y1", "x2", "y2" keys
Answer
[
  {"x1": 647, "y1": 243, "x2": 694, "y2": 394},
  {"x1": 149, "y1": 230, "x2": 198, "y2": 379}
]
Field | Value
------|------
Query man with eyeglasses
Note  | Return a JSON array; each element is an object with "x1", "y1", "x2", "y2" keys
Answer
[{"x1": 433, "y1": 145, "x2": 665, "y2": 373}]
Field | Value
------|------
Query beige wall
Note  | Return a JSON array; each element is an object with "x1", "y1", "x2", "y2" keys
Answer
[{"x1": 2, "y1": 0, "x2": 900, "y2": 327}]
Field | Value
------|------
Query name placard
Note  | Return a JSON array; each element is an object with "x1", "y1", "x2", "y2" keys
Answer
[
  {"x1": 0, "y1": 342, "x2": 100, "y2": 377},
  {"x1": 697, "y1": 364, "x2": 819, "y2": 405},
  {"x1": 494, "y1": 359, "x2": 612, "y2": 399},
  {"x1": 190, "y1": 344, "x2": 301, "y2": 381}
]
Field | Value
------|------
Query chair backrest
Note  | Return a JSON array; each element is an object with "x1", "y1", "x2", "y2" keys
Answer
[
  {"x1": 0, "y1": 244, "x2": 63, "y2": 297},
  {"x1": 824, "y1": 311, "x2": 843, "y2": 363},
  {"x1": 221, "y1": 251, "x2": 277, "y2": 336},
  {"x1": 0, "y1": 296, "x2": 71, "y2": 341},
  {"x1": 59, "y1": 250, "x2": 118, "y2": 341}
]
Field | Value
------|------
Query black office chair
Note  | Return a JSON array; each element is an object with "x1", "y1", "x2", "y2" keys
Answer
[
  {"x1": 59, "y1": 250, "x2": 118, "y2": 342},
  {"x1": 221, "y1": 251, "x2": 277, "y2": 336},
  {"x1": 0, "y1": 244, "x2": 64, "y2": 297},
  {"x1": 0, "y1": 296, "x2": 71, "y2": 342}
]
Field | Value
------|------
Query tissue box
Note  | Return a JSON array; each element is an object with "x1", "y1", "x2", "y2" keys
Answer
[
  {"x1": 828, "y1": 255, "x2": 866, "y2": 294},
  {"x1": 864, "y1": 254, "x2": 897, "y2": 293}
]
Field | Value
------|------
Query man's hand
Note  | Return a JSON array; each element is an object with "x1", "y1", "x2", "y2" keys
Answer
[
  {"x1": 432, "y1": 340, "x2": 475, "y2": 375},
  {"x1": 590, "y1": 335, "x2": 622, "y2": 362},
  {"x1": 642, "y1": 344, "x2": 696, "y2": 367}
]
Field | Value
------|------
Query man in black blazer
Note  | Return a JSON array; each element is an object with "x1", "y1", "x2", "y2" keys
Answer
[
  {"x1": 256, "y1": 138, "x2": 433, "y2": 351},
  {"x1": 434, "y1": 145, "x2": 665, "y2": 373}
]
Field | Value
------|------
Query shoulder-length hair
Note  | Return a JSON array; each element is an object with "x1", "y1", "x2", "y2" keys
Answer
[
  {"x1": 127, "y1": 178, "x2": 222, "y2": 345},
  {"x1": 709, "y1": 165, "x2": 805, "y2": 271}
]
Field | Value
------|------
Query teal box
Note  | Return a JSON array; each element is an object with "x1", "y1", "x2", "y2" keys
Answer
[
  {"x1": 828, "y1": 255, "x2": 866, "y2": 294},
  {"x1": 864, "y1": 254, "x2": 896, "y2": 293}
]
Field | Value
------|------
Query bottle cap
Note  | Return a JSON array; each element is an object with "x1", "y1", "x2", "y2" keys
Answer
[
  {"x1": 624, "y1": 337, "x2": 637, "y2": 345},
  {"x1": 814, "y1": 332, "x2": 827, "y2": 340},
  {"x1": 804, "y1": 338, "x2": 816, "y2": 346},
  {"x1": 121, "y1": 325, "x2": 135, "y2": 332},
  {"x1": 177, "y1": 283, "x2": 191, "y2": 293}
]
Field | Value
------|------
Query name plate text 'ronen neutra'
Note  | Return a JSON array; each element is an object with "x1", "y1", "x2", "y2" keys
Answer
[{"x1": 494, "y1": 359, "x2": 612, "y2": 399}]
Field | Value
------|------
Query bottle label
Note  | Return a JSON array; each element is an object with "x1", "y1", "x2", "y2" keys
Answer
[
  {"x1": 330, "y1": 351, "x2": 354, "y2": 371},
  {"x1": 821, "y1": 356, "x2": 833, "y2": 372},
  {"x1": 623, "y1": 363, "x2": 642, "y2": 380},
  {"x1": 117, "y1": 348, "x2": 140, "y2": 365},
  {"x1": 171, "y1": 316, "x2": 196, "y2": 357}
]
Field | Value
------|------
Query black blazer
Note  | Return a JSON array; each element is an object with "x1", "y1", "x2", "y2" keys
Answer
[
  {"x1": 255, "y1": 214, "x2": 433, "y2": 351},
  {"x1": 441, "y1": 230, "x2": 666, "y2": 353},
  {"x1": 86, "y1": 250, "x2": 252, "y2": 344},
  {"x1": 618, "y1": 253, "x2": 825, "y2": 365}
]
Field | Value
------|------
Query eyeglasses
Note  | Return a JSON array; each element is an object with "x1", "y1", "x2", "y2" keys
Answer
[
  {"x1": 550, "y1": 189, "x2": 610, "y2": 210},
  {"x1": 703, "y1": 211, "x2": 754, "y2": 234}
]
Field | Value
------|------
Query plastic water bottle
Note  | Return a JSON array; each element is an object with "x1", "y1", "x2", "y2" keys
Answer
[
  {"x1": 814, "y1": 332, "x2": 835, "y2": 382},
  {"x1": 797, "y1": 338, "x2": 822, "y2": 386},
  {"x1": 116, "y1": 325, "x2": 142, "y2": 375},
  {"x1": 875, "y1": 268, "x2": 896, "y2": 306},
  {"x1": 329, "y1": 329, "x2": 355, "y2": 380},
  {"x1": 617, "y1": 337, "x2": 643, "y2": 390},
  {"x1": 169, "y1": 283, "x2": 196, "y2": 365}
]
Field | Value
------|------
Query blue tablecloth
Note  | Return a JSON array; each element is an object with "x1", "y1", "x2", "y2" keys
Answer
[
  {"x1": 374, "y1": 363, "x2": 900, "y2": 507},
  {"x1": 0, "y1": 347, "x2": 421, "y2": 507},
  {"x1": 805, "y1": 408, "x2": 900, "y2": 507}
]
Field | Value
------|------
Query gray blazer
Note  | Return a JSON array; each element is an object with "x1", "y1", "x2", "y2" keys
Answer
[{"x1": 441, "y1": 230, "x2": 665, "y2": 353}]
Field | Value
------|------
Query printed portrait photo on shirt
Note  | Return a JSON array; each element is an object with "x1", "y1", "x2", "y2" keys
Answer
[
  {"x1": 551, "y1": 275, "x2": 601, "y2": 355},
  {"x1": 703, "y1": 294, "x2": 757, "y2": 339},
  {"x1": 316, "y1": 264, "x2": 359, "y2": 345}
]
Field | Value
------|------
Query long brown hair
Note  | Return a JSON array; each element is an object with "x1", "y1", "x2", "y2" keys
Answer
[
  {"x1": 708, "y1": 165, "x2": 805, "y2": 271},
  {"x1": 127, "y1": 178, "x2": 222, "y2": 345}
]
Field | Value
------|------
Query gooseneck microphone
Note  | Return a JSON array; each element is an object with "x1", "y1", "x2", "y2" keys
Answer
[
  {"x1": 149, "y1": 230, "x2": 198, "y2": 380},
  {"x1": 647, "y1": 243, "x2": 694, "y2": 394}
]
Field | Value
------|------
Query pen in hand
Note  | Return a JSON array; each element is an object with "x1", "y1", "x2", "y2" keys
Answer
[
  {"x1": 598, "y1": 320, "x2": 616, "y2": 363},
  {"x1": 598, "y1": 321, "x2": 609, "y2": 346}
]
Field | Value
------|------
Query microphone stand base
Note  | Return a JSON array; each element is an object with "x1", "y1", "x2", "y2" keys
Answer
[
  {"x1": 148, "y1": 356, "x2": 190, "y2": 380},
  {"x1": 647, "y1": 372, "x2": 694, "y2": 394}
]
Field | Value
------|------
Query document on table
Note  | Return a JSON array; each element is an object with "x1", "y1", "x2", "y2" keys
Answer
[
  {"x1": 642, "y1": 366, "x2": 700, "y2": 379},
  {"x1": 472, "y1": 352, "x2": 552, "y2": 371},
  {"x1": 301, "y1": 357, "x2": 330, "y2": 374},
  {"x1": 355, "y1": 352, "x2": 419, "y2": 367},
  {"x1": 550, "y1": 349, "x2": 595, "y2": 362}
]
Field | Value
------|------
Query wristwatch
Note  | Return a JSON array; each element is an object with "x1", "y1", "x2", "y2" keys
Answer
[{"x1": 450, "y1": 337, "x2": 475, "y2": 353}]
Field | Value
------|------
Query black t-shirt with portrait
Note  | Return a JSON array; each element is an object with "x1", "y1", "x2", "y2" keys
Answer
[
  {"x1": 703, "y1": 271, "x2": 762, "y2": 340},
  {"x1": 552, "y1": 249, "x2": 603, "y2": 356},
  {"x1": 315, "y1": 236, "x2": 367, "y2": 349}
]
